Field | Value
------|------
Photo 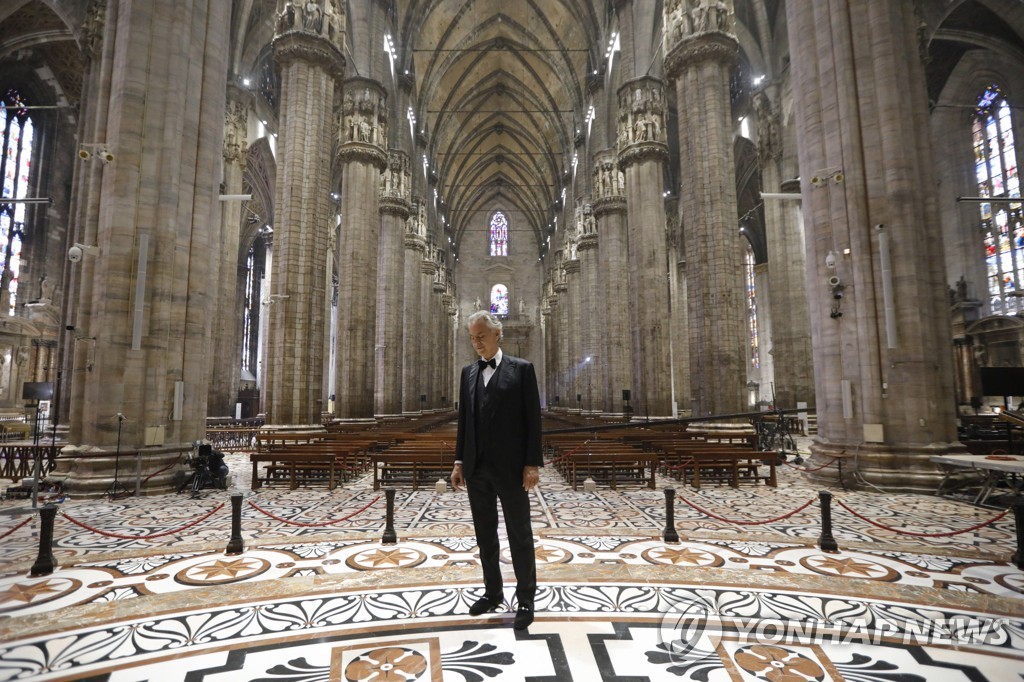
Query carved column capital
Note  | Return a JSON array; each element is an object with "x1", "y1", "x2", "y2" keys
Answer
[
  {"x1": 337, "y1": 144, "x2": 388, "y2": 169},
  {"x1": 404, "y1": 233, "x2": 427, "y2": 252},
  {"x1": 380, "y1": 149, "x2": 411, "y2": 202},
  {"x1": 577, "y1": 233, "x2": 599, "y2": 252},
  {"x1": 275, "y1": 0, "x2": 346, "y2": 54},
  {"x1": 339, "y1": 78, "x2": 388, "y2": 158},
  {"x1": 618, "y1": 142, "x2": 669, "y2": 170},
  {"x1": 615, "y1": 77, "x2": 668, "y2": 152},
  {"x1": 379, "y1": 196, "x2": 411, "y2": 218},
  {"x1": 664, "y1": 31, "x2": 738, "y2": 80},
  {"x1": 272, "y1": 30, "x2": 346, "y2": 82},
  {"x1": 593, "y1": 196, "x2": 627, "y2": 218}
]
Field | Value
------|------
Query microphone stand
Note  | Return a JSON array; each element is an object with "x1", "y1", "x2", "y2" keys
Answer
[{"x1": 105, "y1": 413, "x2": 131, "y2": 500}]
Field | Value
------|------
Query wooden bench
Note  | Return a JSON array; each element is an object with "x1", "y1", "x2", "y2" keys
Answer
[
  {"x1": 249, "y1": 442, "x2": 372, "y2": 490},
  {"x1": 372, "y1": 451, "x2": 451, "y2": 490},
  {"x1": 546, "y1": 439, "x2": 657, "y2": 490},
  {"x1": 662, "y1": 446, "x2": 776, "y2": 489},
  {"x1": 561, "y1": 450, "x2": 658, "y2": 490}
]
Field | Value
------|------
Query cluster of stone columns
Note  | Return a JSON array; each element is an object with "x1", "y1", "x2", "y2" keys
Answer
[
  {"x1": 260, "y1": 4, "x2": 455, "y2": 426},
  {"x1": 665, "y1": 0, "x2": 746, "y2": 416},
  {"x1": 786, "y1": 0, "x2": 958, "y2": 489},
  {"x1": 55, "y1": 0, "x2": 232, "y2": 494}
]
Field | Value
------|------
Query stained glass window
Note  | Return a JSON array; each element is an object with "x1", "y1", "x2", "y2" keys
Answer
[
  {"x1": 490, "y1": 283, "x2": 509, "y2": 316},
  {"x1": 745, "y1": 245, "x2": 759, "y2": 369},
  {"x1": 973, "y1": 84, "x2": 1022, "y2": 314},
  {"x1": 489, "y1": 211, "x2": 508, "y2": 256},
  {"x1": 0, "y1": 90, "x2": 32, "y2": 316}
]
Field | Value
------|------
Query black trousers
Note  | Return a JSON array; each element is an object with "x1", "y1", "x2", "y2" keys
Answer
[{"x1": 466, "y1": 463, "x2": 536, "y2": 608}]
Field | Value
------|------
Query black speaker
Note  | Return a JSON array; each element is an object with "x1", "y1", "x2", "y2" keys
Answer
[{"x1": 622, "y1": 389, "x2": 631, "y2": 402}]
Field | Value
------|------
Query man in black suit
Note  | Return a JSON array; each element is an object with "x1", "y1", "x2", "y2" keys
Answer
[{"x1": 452, "y1": 310, "x2": 543, "y2": 630}]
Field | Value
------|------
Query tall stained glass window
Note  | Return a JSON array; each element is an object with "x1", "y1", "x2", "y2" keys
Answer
[
  {"x1": 489, "y1": 210, "x2": 508, "y2": 256},
  {"x1": 0, "y1": 90, "x2": 32, "y2": 316},
  {"x1": 974, "y1": 84, "x2": 1022, "y2": 314},
  {"x1": 745, "y1": 245, "x2": 759, "y2": 369},
  {"x1": 490, "y1": 283, "x2": 509, "y2": 316}
]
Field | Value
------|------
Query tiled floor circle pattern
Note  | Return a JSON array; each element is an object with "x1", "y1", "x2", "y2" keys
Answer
[{"x1": 0, "y1": 455, "x2": 1021, "y2": 680}]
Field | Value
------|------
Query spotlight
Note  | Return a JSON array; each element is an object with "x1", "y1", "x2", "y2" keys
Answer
[{"x1": 78, "y1": 148, "x2": 92, "y2": 161}]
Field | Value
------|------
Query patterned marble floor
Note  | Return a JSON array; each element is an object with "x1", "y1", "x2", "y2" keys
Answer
[{"x1": 0, "y1": 454, "x2": 1022, "y2": 681}]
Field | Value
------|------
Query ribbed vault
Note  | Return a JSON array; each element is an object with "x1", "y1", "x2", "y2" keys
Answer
[{"x1": 399, "y1": 0, "x2": 601, "y2": 258}]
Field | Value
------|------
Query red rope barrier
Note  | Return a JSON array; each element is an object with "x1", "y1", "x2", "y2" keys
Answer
[
  {"x1": 60, "y1": 503, "x2": 225, "y2": 540},
  {"x1": 662, "y1": 457, "x2": 695, "y2": 472},
  {"x1": 142, "y1": 456, "x2": 184, "y2": 486},
  {"x1": 546, "y1": 439, "x2": 593, "y2": 467},
  {"x1": 677, "y1": 495, "x2": 816, "y2": 526},
  {"x1": 784, "y1": 456, "x2": 838, "y2": 472},
  {"x1": 834, "y1": 498, "x2": 1010, "y2": 537},
  {"x1": 0, "y1": 515, "x2": 32, "y2": 540},
  {"x1": 247, "y1": 495, "x2": 381, "y2": 527}
]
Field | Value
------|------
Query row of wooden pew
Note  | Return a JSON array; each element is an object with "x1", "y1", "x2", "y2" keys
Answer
[
  {"x1": 544, "y1": 426, "x2": 775, "y2": 490},
  {"x1": 247, "y1": 419, "x2": 776, "y2": 492},
  {"x1": 249, "y1": 425, "x2": 458, "y2": 491}
]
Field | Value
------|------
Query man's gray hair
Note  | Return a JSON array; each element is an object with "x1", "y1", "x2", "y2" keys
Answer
[{"x1": 467, "y1": 310, "x2": 503, "y2": 335}]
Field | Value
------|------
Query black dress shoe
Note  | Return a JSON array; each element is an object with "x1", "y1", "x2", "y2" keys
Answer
[
  {"x1": 513, "y1": 606, "x2": 534, "y2": 630},
  {"x1": 468, "y1": 596, "x2": 502, "y2": 616}
]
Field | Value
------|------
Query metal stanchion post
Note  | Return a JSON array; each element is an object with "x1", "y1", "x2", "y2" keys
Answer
[
  {"x1": 382, "y1": 488, "x2": 397, "y2": 544},
  {"x1": 30, "y1": 503, "x2": 58, "y2": 576},
  {"x1": 817, "y1": 490, "x2": 839, "y2": 552},
  {"x1": 663, "y1": 487, "x2": 679, "y2": 543},
  {"x1": 225, "y1": 493, "x2": 244, "y2": 555},
  {"x1": 1011, "y1": 496, "x2": 1024, "y2": 571}
]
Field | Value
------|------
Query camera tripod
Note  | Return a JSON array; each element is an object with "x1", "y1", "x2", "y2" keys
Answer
[{"x1": 178, "y1": 442, "x2": 224, "y2": 498}]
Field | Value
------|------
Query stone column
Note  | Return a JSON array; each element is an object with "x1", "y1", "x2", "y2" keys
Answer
[
  {"x1": 418, "y1": 247, "x2": 437, "y2": 411},
  {"x1": 208, "y1": 87, "x2": 249, "y2": 418},
  {"x1": 544, "y1": 283, "x2": 560, "y2": 407},
  {"x1": 442, "y1": 291, "x2": 456, "y2": 409},
  {"x1": 563, "y1": 256, "x2": 582, "y2": 413},
  {"x1": 577, "y1": 205, "x2": 601, "y2": 415},
  {"x1": 541, "y1": 289, "x2": 557, "y2": 406},
  {"x1": 376, "y1": 151, "x2": 411, "y2": 418},
  {"x1": 554, "y1": 253, "x2": 569, "y2": 409},
  {"x1": 335, "y1": 79, "x2": 388, "y2": 421},
  {"x1": 664, "y1": 0, "x2": 746, "y2": 416},
  {"x1": 766, "y1": 174, "x2": 814, "y2": 409},
  {"x1": 593, "y1": 150, "x2": 632, "y2": 416},
  {"x1": 432, "y1": 272, "x2": 447, "y2": 410},
  {"x1": 265, "y1": 2, "x2": 345, "y2": 425},
  {"x1": 617, "y1": 78, "x2": 672, "y2": 417},
  {"x1": 787, "y1": 0, "x2": 958, "y2": 489},
  {"x1": 667, "y1": 211, "x2": 691, "y2": 416},
  {"x1": 58, "y1": 1, "x2": 231, "y2": 495},
  {"x1": 402, "y1": 203, "x2": 426, "y2": 414}
]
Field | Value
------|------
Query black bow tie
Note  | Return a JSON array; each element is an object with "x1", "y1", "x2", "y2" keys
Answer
[{"x1": 478, "y1": 358, "x2": 496, "y2": 371}]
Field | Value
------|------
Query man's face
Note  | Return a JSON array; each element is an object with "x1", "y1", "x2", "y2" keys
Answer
[{"x1": 469, "y1": 318, "x2": 500, "y2": 360}]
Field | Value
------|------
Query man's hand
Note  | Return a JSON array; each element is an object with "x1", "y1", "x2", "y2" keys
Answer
[
  {"x1": 523, "y1": 466, "x2": 540, "y2": 492},
  {"x1": 451, "y1": 462, "x2": 465, "y2": 491}
]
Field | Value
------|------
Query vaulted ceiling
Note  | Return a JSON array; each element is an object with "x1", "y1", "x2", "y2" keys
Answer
[{"x1": 397, "y1": 0, "x2": 604, "y2": 260}]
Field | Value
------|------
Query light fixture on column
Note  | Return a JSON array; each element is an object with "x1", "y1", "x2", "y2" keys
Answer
[{"x1": 78, "y1": 143, "x2": 114, "y2": 163}]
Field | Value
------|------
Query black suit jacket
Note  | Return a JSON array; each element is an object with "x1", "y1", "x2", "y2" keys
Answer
[{"x1": 455, "y1": 353, "x2": 543, "y2": 481}]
